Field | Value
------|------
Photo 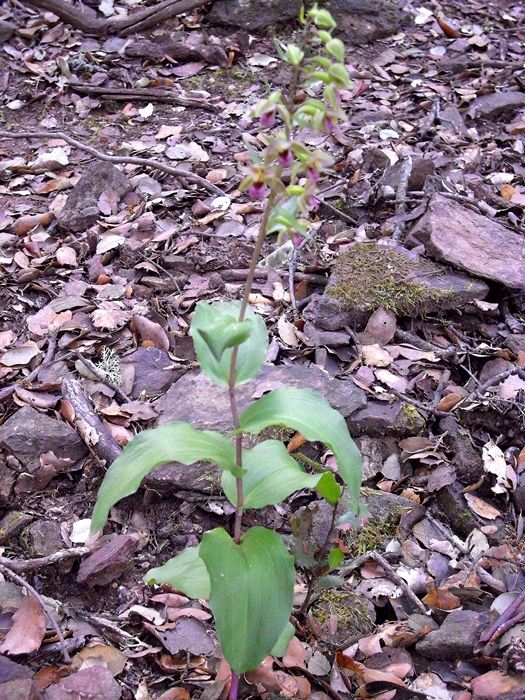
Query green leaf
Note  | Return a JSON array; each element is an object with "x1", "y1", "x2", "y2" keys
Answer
[
  {"x1": 191, "y1": 301, "x2": 268, "y2": 387},
  {"x1": 239, "y1": 388, "x2": 362, "y2": 509},
  {"x1": 200, "y1": 527, "x2": 295, "y2": 674},
  {"x1": 222, "y1": 440, "x2": 339, "y2": 509},
  {"x1": 145, "y1": 545, "x2": 210, "y2": 599},
  {"x1": 270, "y1": 621, "x2": 295, "y2": 658},
  {"x1": 311, "y1": 8, "x2": 337, "y2": 29},
  {"x1": 328, "y1": 62, "x2": 352, "y2": 88},
  {"x1": 199, "y1": 316, "x2": 252, "y2": 361},
  {"x1": 91, "y1": 422, "x2": 238, "y2": 533},
  {"x1": 315, "y1": 471, "x2": 341, "y2": 505},
  {"x1": 327, "y1": 547, "x2": 345, "y2": 569}
]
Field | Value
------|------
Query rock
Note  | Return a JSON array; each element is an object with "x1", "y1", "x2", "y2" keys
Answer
[
  {"x1": 0, "y1": 678, "x2": 42, "y2": 700},
  {"x1": 347, "y1": 400, "x2": 425, "y2": 438},
  {"x1": 408, "y1": 194, "x2": 525, "y2": 289},
  {"x1": 435, "y1": 483, "x2": 506, "y2": 544},
  {"x1": 416, "y1": 609, "x2": 489, "y2": 661},
  {"x1": 355, "y1": 436, "x2": 383, "y2": 481},
  {"x1": 43, "y1": 667, "x2": 121, "y2": 700},
  {"x1": 0, "y1": 461, "x2": 15, "y2": 505},
  {"x1": 122, "y1": 347, "x2": 186, "y2": 399},
  {"x1": 144, "y1": 461, "x2": 221, "y2": 494},
  {"x1": 76, "y1": 534, "x2": 140, "y2": 587},
  {"x1": 155, "y1": 364, "x2": 367, "y2": 433},
  {"x1": 0, "y1": 406, "x2": 88, "y2": 470},
  {"x1": 472, "y1": 669, "x2": 525, "y2": 700},
  {"x1": 0, "y1": 512, "x2": 34, "y2": 545},
  {"x1": 0, "y1": 20, "x2": 15, "y2": 43},
  {"x1": 314, "y1": 242, "x2": 488, "y2": 327},
  {"x1": 57, "y1": 162, "x2": 133, "y2": 233},
  {"x1": 504, "y1": 334, "x2": 525, "y2": 355},
  {"x1": 206, "y1": 0, "x2": 302, "y2": 31},
  {"x1": 467, "y1": 92, "x2": 525, "y2": 120},
  {"x1": 381, "y1": 157, "x2": 435, "y2": 192},
  {"x1": 362, "y1": 490, "x2": 416, "y2": 521},
  {"x1": 327, "y1": 0, "x2": 400, "y2": 45},
  {"x1": 0, "y1": 655, "x2": 33, "y2": 683},
  {"x1": 26, "y1": 520, "x2": 64, "y2": 557},
  {"x1": 302, "y1": 294, "x2": 355, "y2": 331},
  {"x1": 439, "y1": 415, "x2": 484, "y2": 485}
]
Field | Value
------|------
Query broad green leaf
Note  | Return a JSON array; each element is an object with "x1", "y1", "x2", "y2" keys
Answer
[
  {"x1": 239, "y1": 388, "x2": 362, "y2": 509},
  {"x1": 199, "y1": 316, "x2": 252, "y2": 361},
  {"x1": 145, "y1": 545, "x2": 210, "y2": 599},
  {"x1": 91, "y1": 422, "x2": 238, "y2": 533},
  {"x1": 191, "y1": 301, "x2": 268, "y2": 387},
  {"x1": 327, "y1": 547, "x2": 345, "y2": 569},
  {"x1": 270, "y1": 621, "x2": 295, "y2": 658},
  {"x1": 222, "y1": 440, "x2": 340, "y2": 509},
  {"x1": 200, "y1": 526, "x2": 294, "y2": 674}
]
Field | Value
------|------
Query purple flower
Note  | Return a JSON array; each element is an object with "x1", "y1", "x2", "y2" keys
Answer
[
  {"x1": 308, "y1": 195, "x2": 320, "y2": 211},
  {"x1": 324, "y1": 116, "x2": 335, "y2": 133},
  {"x1": 260, "y1": 109, "x2": 276, "y2": 128},
  {"x1": 249, "y1": 181, "x2": 267, "y2": 199},
  {"x1": 278, "y1": 148, "x2": 293, "y2": 167},
  {"x1": 307, "y1": 167, "x2": 319, "y2": 184},
  {"x1": 291, "y1": 232, "x2": 302, "y2": 247}
]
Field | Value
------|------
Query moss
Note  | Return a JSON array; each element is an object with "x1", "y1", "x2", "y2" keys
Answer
[
  {"x1": 326, "y1": 243, "x2": 456, "y2": 317},
  {"x1": 398, "y1": 403, "x2": 425, "y2": 435},
  {"x1": 312, "y1": 591, "x2": 374, "y2": 636},
  {"x1": 345, "y1": 516, "x2": 398, "y2": 557}
]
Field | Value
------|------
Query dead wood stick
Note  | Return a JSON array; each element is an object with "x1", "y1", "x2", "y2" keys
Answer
[
  {"x1": 20, "y1": 0, "x2": 209, "y2": 37},
  {"x1": 74, "y1": 350, "x2": 129, "y2": 404},
  {"x1": 466, "y1": 365, "x2": 525, "y2": 403},
  {"x1": 0, "y1": 131, "x2": 225, "y2": 197},
  {"x1": 72, "y1": 83, "x2": 216, "y2": 111},
  {"x1": 221, "y1": 268, "x2": 328, "y2": 285},
  {"x1": 0, "y1": 562, "x2": 73, "y2": 663},
  {"x1": 343, "y1": 550, "x2": 428, "y2": 615},
  {"x1": 0, "y1": 548, "x2": 90, "y2": 574},
  {"x1": 61, "y1": 376, "x2": 122, "y2": 466},
  {"x1": 392, "y1": 156, "x2": 412, "y2": 243}
]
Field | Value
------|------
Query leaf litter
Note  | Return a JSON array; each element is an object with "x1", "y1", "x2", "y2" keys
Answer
[{"x1": 0, "y1": 0, "x2": 525, "y2": 698}]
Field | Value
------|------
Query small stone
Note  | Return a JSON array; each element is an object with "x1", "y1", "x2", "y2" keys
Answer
[
  {"x1": 206, "y1": 0, "x2": 302, "y2": 31},
  {"x1": 0, "y1": 512, "x2": 34, "y2": 545},
  {"x1": 347, "y1": 400, "x2": 425, "y2": 438},
  {"x1": 42, "y1": 666, "x2": 121, "y2": 700},
  {"x1": 27, "y1": 521, "x2": 64, "y2": 558},
  {"x1": 416, "y1": 609, "x2": 489, "y2": 661},
  {"x1": 122, "y1": 347, "x2": 186, "y2": 399},
  {"x1": 76, "y1": 534, "x2": 140, "y2": 587},
  {"x1": 0, "y1": 655, "x2": 33, "y2": 683},
  {"x1": 0, "y1": 678, "x2": 42, "y2": 700},
  {"x1": 0, "y1": 462, "x2": 15, "y2": 505},
  {"x1": 57, "y1": 162, "x2": 133, "y2": 233}
]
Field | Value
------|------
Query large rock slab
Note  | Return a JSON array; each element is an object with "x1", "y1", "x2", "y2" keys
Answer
[
  {"x1": 327, "y1": 0, "x2": 400, "y2": 45},
  {"x1": 305, "y1": 243, "x2": 488, "y2": 328},
  {"x1": 155, "y1": 364, "x2": 367, "y2": 432},
  {"x1": 408, "y1": 194, "x2": 525, "y2": 289},
  {"x1": 206, "y1": 0, "x2": 302, "y2": 31},
  {"x1": 0, "y1": 406, "x2": 88, "y2": 470}
]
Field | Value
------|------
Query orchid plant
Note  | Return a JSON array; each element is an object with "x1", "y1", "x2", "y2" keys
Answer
[{"x1": 91, "y1": 6, "x2": 362, "y2": 698}]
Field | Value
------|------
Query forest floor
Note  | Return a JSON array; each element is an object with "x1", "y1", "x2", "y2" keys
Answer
[{"x1": 0, "y1": 0, "x2": 525, "y2": 699}]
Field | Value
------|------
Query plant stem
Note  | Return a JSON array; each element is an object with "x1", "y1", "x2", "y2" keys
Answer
[{"x1": 229, "y1": 671, "x2": 239, "y2": 700}]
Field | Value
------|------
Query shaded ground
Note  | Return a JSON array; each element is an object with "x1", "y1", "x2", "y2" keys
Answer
[{"x1": 0, "y1": 0, "x2": 525, "y2": 699}]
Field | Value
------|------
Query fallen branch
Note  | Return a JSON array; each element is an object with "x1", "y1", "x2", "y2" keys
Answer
[
  {"x1": 0, "y1": 131, "x2": 226, "y2": 197},
  {"x1": 20, "y1": 0, "x2": 210, "y2": 37},
  {"x1": 61, "y1": 375, "x2": 122, "y2": 466},
  {"x1": 72, "y1": 83, "x2": 217, "y2": 111}
]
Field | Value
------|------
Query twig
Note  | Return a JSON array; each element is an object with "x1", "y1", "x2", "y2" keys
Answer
[
  {"x1": 0, "y1": 131, "x2": 225, "y2": 197},
  {"x1": 72, "y1": 83, "x2": 216, "y2": 111},
  {"x1": 317, "y1": 196, "x2": 357, "y2": 225},
  {"x1": 475, "y1": 589, "x2": 525, "y2": 654},
  {"x1": 466, "y1": 366, "x2": 525, "y2": 403},
  {"x1": 74, "y1": 350, "x2": 129, "y2": 403},
  {"x1": 394, "y1": 328, "x2": 458, "y2": 361},
  {"x1": 343, "y1": 550, "x2": 428, "y2": 615},
  {"x1": 0, "y1": 562, "x2": 72, "y2": 664},
  {"x1": 0, "y1": 548, "x2": 90, "y2": 573},
  {"x1": 392, "y1": 156, "x2": 412, "y2": 243},
  {"x1": 288, "y1": 247, "x2": 299, "y2": 313},
  {"x1": 432, "y1": 369, "x2": 450, "y2": 411},
  {"x1": 0, "y1": 330, "x2": 58, "y2": 403},
  {"x1": 387, "y1": 385, "x2": 448, "y2": 418}
]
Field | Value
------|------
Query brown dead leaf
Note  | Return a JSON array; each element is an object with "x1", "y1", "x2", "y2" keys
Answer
[
  {"x1": 56, "y1": 246, "x2": 77, "y2": 267},
  {"x1": 287, "y1": 432, "x2": 308, "y2": 453},
  {"x1": 438, "y1": 393, "x2": 463, "y2": 411},
  {"x1": 282, "y1": 636, "x2": 309, "y2": 669},
  {"x1": 437, "y1": 17, "x2": 462, "y2": 38},
  {"x1": 362, "y1": 344, "x2": 393, "y2": 367},
  {"x1": 422, "y1": 587, "x2": 461, "y2": 611},
  {"x1": 13, "y1": 212, "x2": 55, "y2": 236},
  {"x1": 0, "y1": 594, "x2": 46, "y2": 655},
  {"x1": 131, "y1": 315, "x2": 170, "y2": 351},
  {"x1": 71, "y1": 643, "x2": 127, "y2": 676},
  {"x1": 464, "y1": 493, "x2": 501, "y2": 520},
  {"x1": 364, "y1": 307, "x2": 397, "y2": 345},
  {"x1": 27, "y1": 305, "x2": 72, "y2": 336}
]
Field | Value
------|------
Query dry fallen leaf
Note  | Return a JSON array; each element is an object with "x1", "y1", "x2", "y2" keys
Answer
[{"x1": 0, "y1": 594, "x2": 46, "y2": 655}]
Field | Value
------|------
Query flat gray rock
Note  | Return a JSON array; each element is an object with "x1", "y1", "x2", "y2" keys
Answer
[
  {"x1": 155, "y1": 363, "x2": 367, "y2": 433},
  {"x1": 57, "y1": 161, "x2": 133, "y2": 233},
  {"x1": 0, "y1": 406, "x2": 88, "y2": 470},
  {"x1": 409, "y1": 194, "x2": 525, "y2": 289},
  {"x1": 328, "y1": 0, "x2": 400, "y2": 45},
  {"x1": 122, "y1": 346, "x2": 186, "y2": 399},
  {"x1": 416, "y1": 609, "x2": 489, "y2": 661},
  {"x1": 206, "y1": 0, "x2": 302, "y2": 31},
  {"x1": 347, "y1": 399, "x2": 425, "y2": 437}
]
